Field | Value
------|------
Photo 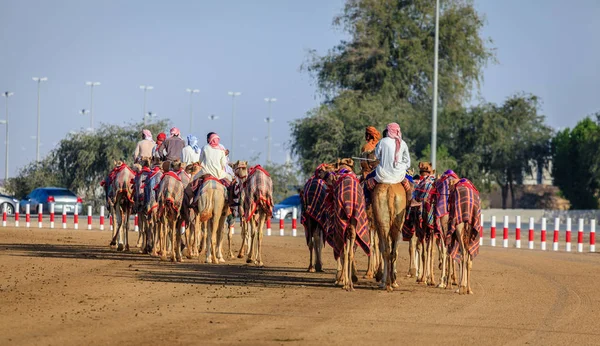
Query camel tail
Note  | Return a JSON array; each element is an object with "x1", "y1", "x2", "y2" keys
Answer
[{"x1": 198, "y1": 193, "x2": 214, "y2": 222}]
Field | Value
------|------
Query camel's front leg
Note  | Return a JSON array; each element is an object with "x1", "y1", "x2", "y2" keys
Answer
[
  {"x1": 314, "y1": 228, "x2": 324, "y2": 272},
  {"x1": 246, "y1": 220, "x2": 256, "y2": 264},
  {"x1": 390, "y1": 232, "x2": 400, "y2": 289},
  {"x1": 236, "y1": 219, "x2": 247, "y2": 258},
  {"x1": 255, "y1": 215, "x2": 265, "y2": 267},
  {"x1": 124, "y1": 209, "x2": 131, "y2": 252},
  {"x1": 407, "y1": 234, "x2": 415, "y2": 278},
  {"x1": 307, "y1": 228, "x2": 315, "y2": 272},
  {"x1": 347, "y1": 228, "x2": 357, "y2": 291},
  {"x1": 227, "y1": 222, "x2": 234, "y2": 259},
  {"x1": 335, "y1": 257, "x2": 342, "y2": 285},
  {"x1": 364, "y1": 228, "x2": 375, "y2": 279}
]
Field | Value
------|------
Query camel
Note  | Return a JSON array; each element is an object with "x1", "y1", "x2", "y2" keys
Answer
[
  {"x1": 179, "y1": 163, "x2": 202, "y2": 259},
  {"x1": 196, "y1": 176, "x2": 229, "y2": 264},
  {"x1": 318, "y1": 164, "x2": 370, "y2": 291},
  {"x1": 300, "y1": 164, "x2": 329, "y2": 272},
  {"x1": 110, "y1": 161, "x2": 136, "y2": 252},
  {"x1": 447, "y1": 178, "x2": 482, "y2": 295},
  {"x1": 242, "y1": 165, "x2": 274, "y2": 267},
  {"x1": 133, "y1": 160, "x2": 153, "y2": 254},
  {"x1": 371, "y1": 180, "x2": 408, "y2": 291},
  {"x1": 157, "y1": 169, "x2": 185, "y2": 262},
  {"x1": 433, "y1": 170, "x2": 460, "y2": 289},
  {"x1": 231, "y1": 161, "x2": 251, "y2": 259},
  {"x1": 145, "y1": 164, "x2": 164, "y2": 257}
]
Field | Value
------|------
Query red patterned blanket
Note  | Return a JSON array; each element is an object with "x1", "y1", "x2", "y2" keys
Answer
[{"x1": 447, "y1": 178, "x2": 482, "y2": 260}]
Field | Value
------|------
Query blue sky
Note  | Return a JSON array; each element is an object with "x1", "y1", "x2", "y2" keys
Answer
[{"x1": 1, "y1": 0, "x2": 599, "y2": 177}]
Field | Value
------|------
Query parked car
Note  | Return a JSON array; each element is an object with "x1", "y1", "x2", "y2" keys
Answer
[
  {"x1": 273, "y1": 194, "x2": 302, "y2": 219},
  {"x1": 19, "y1": 187, "x2": 83, "y2": 215},
  {"x1": 0, "y1": 194, "x2": 19, "y2": 215}
]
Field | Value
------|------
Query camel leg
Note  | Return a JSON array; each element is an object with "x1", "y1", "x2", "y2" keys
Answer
[
  {"x1": 348, "y1": 227, "x2": 356, "y2": 291},
  {"x1": 246, "y1": 219, "x2": 256, "y2": 264},
  {"x1": 116, "y1": 204, "x2": 124, "y2": 252},
  {"x1": 136, "y1": 212, "x2": 144, "y2": 248},
  {"x1": 335, "y1": 257, "x2": 342, "y2": 285},
  {"x1": 236, "y1": 220, "x2": 247, "y2": 258},
  {"x1": 407, "y1": 234, "x2": 415, "y2": 277},
  {"x1": 307, "y1": 234, "x2": 315, "y2": 272},
  {"x1": 255, "y1": 214, "x2": 265, "y2": 267},
  {"x1": 364, "y1": 228, "x2": 375, "y2": 279},
  {"x1": 342, "y1": 237, "x2": 350, "y2": 291},
  {"x1": 174, "y1": 218, "x2": 182, "y2": 262},
  {"x1": 210, "y1": 219, "x2": 219, "y2": 264},
  {"x1": 315, "y1": 228, "x2": 324, "y2": 272},
  {"x1": 391, "y1": 232, "x2": 400, "y2": 288},
  {"x1": 160, "y1": 216, "x2": 168, "y2": 261},
  {"x1": 467, "y1": 255, "x2": 474, "y2": 294},
  {"x1": 376, "y1": 231, "x2": 387, "y2": 285},
  {"x1": 227, "y1": 223, "x2": 234, "y2": 259},
  {"x1": 124, "y1": 208, "x2": 130, "y2": 252},
  {"x1": 456, "y1": 223, "x2": 468, "y2": 294}
]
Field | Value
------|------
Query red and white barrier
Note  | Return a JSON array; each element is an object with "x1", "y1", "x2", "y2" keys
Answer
[
  {"x1": 565, "y1": 218, "x2": 572, "y2": 252},
  {"x1": 503, "y1": 216, "x2": 509, "y2": 248},
  {"x1": 266, "y1": 218, "x2": 271, "y2": 236},
  {"x1": 279, "y1": 211, "x2": 285, "y2": 236},
  {"x1": 14, "y1": 208, "x2": 19, "y2": 228},
  {"x1": 62, "y1": 207, "x2": 67, "y2": 229},
  {"x1": 230, "y1": 223, "x2": 234, "y2": 235},
  {"x1": 74, "y1": 206, "x2": 79, "y2": 230},
  {"x1": 110, "y1": 215, "x2": 113, "y2": 231},
  {"x1": 490, "y1": 216, "x2": 496, "y2": 247},
  {"x1": 2, "y1": 204, "x2": 6, "y2": 227},
  {"x1": 552, "y1": 218, "x2": 559, "y2": 251},
  {"x1": 541, "y1": 218, "x2": 547, "y2": 251},
  {"x1": 515, "y1": 215, "x2": 521, "y2": 249},
  {"x1": 87, "y1": 206, "x2": 93, "y2": 230},
  {"x1": 528, "y1": 217, "x2": 534, "y2": 250},
  {"x1": 38, "y1": 204, "x2": 43, "y2": 228},
  {"x1": 292, "y1": 208, "x2": 297, "y2": 237},
  {"x1": 99, "y1": 206, "x2": 105, "y2": 231},
  {"x1": 591, "y1": 220, "x2": 596, "y2": 253},
  {"x1": 577, "y1": 218, "x2": 584, "y2": 253},
  {"x1": 134, "y1": 214, "x2": 139, "y2": 232},
  {"x1": 49, "y1": 203, "x2": 55, "y2": 229},
  {"x1": 25, "y1": 204, "x2": 30, "y2": 228},
  {"x1": 180, "y1": 221, "x2": 186, "y2": 235},
  {"x1": 480, "y1": 214, "x2": 484, "y2": 246}
]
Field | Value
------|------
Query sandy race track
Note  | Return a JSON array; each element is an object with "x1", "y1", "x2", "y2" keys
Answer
[{"x1": 1, "y1": 227, "x2": 599, "y2": 345}]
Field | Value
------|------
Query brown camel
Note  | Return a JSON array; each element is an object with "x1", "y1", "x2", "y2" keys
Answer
[
  {"x1": 433, "y1": 171, "x2": 460, "y2": 289},
  {"x1": 133, "y1": 159, "x2": 153, "y2": 254},
  {"x1": 180, "y1": 163, "x2": 201, "y2": 259},
  {"x1": 242, "y1": 165, "x2": 274, "y2": 267},
  {"x1": 371, "y1": 181, "x2": 407, "y2": 291},
  {"x1": 145, "y1": 165, "x2": 164, "y2": 257},
  {"x1": 318, "y1": 165, "x2": 370, "y2": 291},
  {"x1": 300, "y1": 164, "x2": 329, "y2": 272},
  {"x1": 110, "y1": 162, "x2": 136, "y2": 252},
  {"x1": 447, "y1": 178, "x2": 482, "y2": 294},
  {"x1": 196, "y1": 177, "x2": 229, "y2": 264},
  {"x1": 157, "y1": 170, "x2": 185, "y2": 262}
]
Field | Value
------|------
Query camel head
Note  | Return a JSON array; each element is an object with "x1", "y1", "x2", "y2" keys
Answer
[
  {"x1": 161, "y1": 161, "x2": 171, "y2": 172},
  {"x1": 171, "y1": 160, "x2": 183, "y2": 172},
  {"x1": 132, "y1": 163, "x2": 142, "y2": 173},
  {"x1": 418, "y1": 161, "x2": 435, "y2": 177},
  {"x1": 233, "y1": 160, "x2": 249, "y2": 179},
  {"x1": 186, "y1": 162, "x2": 201, "y2": 176},
  {"x1": 316, "y1": 163, "x2": 337, "y2": 185},
  {"x1": 335, "y1": 158, "x2": 355, "y2": 173}
]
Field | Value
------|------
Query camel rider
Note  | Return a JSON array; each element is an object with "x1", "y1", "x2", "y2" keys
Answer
[
  {"x1": 182, "y1": 135, "x2": 201, "y2": 165},
  {"x1": 134, "y1": 129, "x2": 155, "y2": 163},
  {"x1": 161, "y1": 127, "x2": 186, "y2": 162},
  {"x1": 359, "y1": 126, "x2": 381, "y2": 180},
  {"x1": 364, "y1": 122, "x2": 413, "y2": 205},
  {"x1": 152, "y1": 132, "x2": 167, "y2": 161},
  {"x1": 197, "y1": 132, "x2": 229, "y2": 184}
]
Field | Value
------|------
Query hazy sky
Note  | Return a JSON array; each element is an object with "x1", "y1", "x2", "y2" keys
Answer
[{"x1": 1, "y1": 0, "x2": 599, "y2": 177}]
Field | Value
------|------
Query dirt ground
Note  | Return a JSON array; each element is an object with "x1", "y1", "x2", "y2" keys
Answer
[{"x1": 1, "y1": 227, "x2": 599, "y2": 346}]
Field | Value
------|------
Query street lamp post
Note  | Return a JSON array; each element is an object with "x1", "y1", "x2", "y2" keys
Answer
[
  {"x1": 139, "y1": 85, "x2": 154, "y2": 121},
  {"x1": 85, "y1": 82, "x2": 100, "y2": 130},
  {"x1": 32, "y1": 77, "x2": 48, "y2": 162},
  {"x1": 227, "y1": 91, "x2": 241, "y2": 159},
  {"x1": 79, "y1": 109, "x2": 90, "y2": 130},
  {"x1": 264, "y1": 98, "x2": 277, "y2": 164},
  {"x1": 186, "y1": 89, "x2": 200, "y2": 134},
  {"x1": 430, "y1": 0, "x2": 440, "y2": 170},
  {"x1": 1, "y1": 92, "x2": 13, "y2": 181}
]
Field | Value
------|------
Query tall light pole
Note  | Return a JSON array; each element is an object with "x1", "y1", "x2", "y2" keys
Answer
[
  {"x1": 430, "y1": 0, "x2": 440, "y2": 171},
  {"x1": 264, "y1": 97, "x2": 277, "y2": 164},
  {"x1": 186, "y1": 88, "x2": 200, "y2": 134},
  {"x1": 79, "y1": 109, "x2": 90, "y2": 129},
  {"x1": 32, "y1": 77, "x2": 48, "y2": 162},
  {"x1": 228, "y1": 91, "x2": 241, "y2": 159},
  {"x1": 1, "y1": 92, "x2": 13, "y2": 181},
  {"x1": 85, "y1": 81, "x2": 100, "y2": 130},
  {"x1": 139, "y1": 85, "x2": 153, "y2": 121}
]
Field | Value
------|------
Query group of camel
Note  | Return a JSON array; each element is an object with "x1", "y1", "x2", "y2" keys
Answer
[
  {"x1": 300, "y1": 159, "x2": 481, "y2": 294},
  {"x1": 102, "y1": 158, "x2": 274, "y2": 266}
]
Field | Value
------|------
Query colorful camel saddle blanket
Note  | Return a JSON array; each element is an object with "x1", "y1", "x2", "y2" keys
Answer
[
  {"x1": 111, "y1": 165, "x2": 136, "y2": 203},
  {"x1": 325, "y1": 173, "x2": 370, "y2": 260},
  {"x1": 402, "y1": 205, "x2": 421, "y2": 241},
  {"x1": 177, "y1": 169, "x2": 192, "y2": 187},
  {"x1": 157, "y1": 173, "x2": 184, "y2": 214},
  {"x1": 434, "y1": 171, "x2": 459, "y2": 218},
  {"x1": 301, "y1": 176, "x2": 328, "y2": 244},
  {"x1": 194, "y1": 177, "x2": 228, "y2": 205},
  {"x1": 448, "y1": 179, "x2": 482, "y2": 260},
  {"x1": 417, "y1": 175, "x2": 438, "y2": 238},
  {"x1": 243, "y1": 166, "x2": 274, "y2": 222},
  {"x1": 144, "y1": 170, "x2": 163, "y2": 214}
]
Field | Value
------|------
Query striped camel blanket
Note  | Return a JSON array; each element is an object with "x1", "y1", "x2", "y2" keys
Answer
[
  {"x1": 434, "y1": 171, "x2": 459, "y2": 218},
  {"x1": 402, "y1": 175, "x2": 437, "y2": 241},
  {"x1": 243, "y1": 165, "x2": 274, "y2": 222},
  {"x1": 157, "y1": 172, "x2": 184, "y2": 215},
  {"x1": 177, "y1": 169, "x2": 192, "y2": 187},
  {"x1": 324, "y1": 173, "x2": 370, "y2": 260},
  {"x1": 133, "y1": 167, "x2": 151, "y2": 213},
  {"x1": 144, "y1": 168, "x2": 163, "y2": 215},
  {"x1": 110, "y1": 164, "x2": 136, "y2": 203},
  {"x1": 301, "y1": 175, "x2": 328, "y2": 245},
  {"x1": 447, "y1": 178, "x2": 482, "y2": 260},
  {"x1": 195, "y1": 177, "x2": 228, "y2": 203}
]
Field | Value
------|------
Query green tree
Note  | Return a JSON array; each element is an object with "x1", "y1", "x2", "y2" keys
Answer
[
  {"x1": 293, "y1": 0, "x2": 494, "y2": 174},
  {"x1": 263, "y1": 162, "x2": 302, "y2": 204},
  {"x1": 552, "y1": 115, "x2": 600, "y2": 209}
]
